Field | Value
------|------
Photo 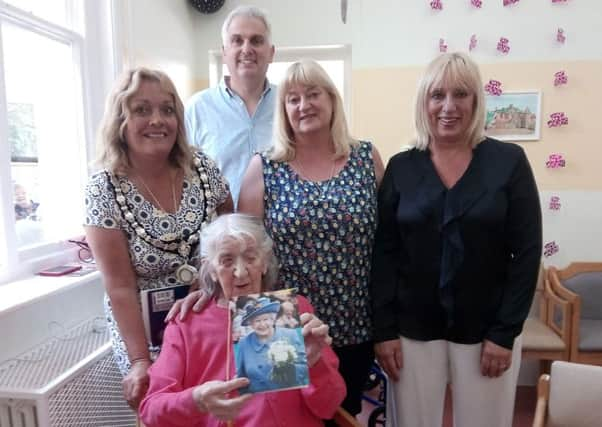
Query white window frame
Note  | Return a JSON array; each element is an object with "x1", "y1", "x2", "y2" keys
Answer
[
  {"x1": 208, "y1": 44, "x2": 353, "y2": 122},
  {"x1": 0, "y1": 1, "x2": 116, "y2": 284}
]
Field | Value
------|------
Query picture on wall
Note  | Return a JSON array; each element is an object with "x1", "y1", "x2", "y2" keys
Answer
[{"x1": 484, "y1": 91, "x2": 541, "y2": 141}]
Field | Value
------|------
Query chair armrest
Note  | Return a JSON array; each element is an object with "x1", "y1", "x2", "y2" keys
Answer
[
  {"x1": 532, "y1": 374, "x2": 550, "y2": 427},
  {"x1": 548, "y1": 267, "x2": 579, "y2": 303},
  {"x1": 333, "y1": 406, "x2": 362, "y2": 427}
]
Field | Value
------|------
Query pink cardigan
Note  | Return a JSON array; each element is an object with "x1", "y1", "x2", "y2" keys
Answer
[{"x1": 139, "y1": 296, "x2": 346, "y2": 427}]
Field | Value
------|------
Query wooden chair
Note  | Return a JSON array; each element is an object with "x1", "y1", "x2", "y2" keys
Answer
[
  {"x1": 532, "y1": 361, "x2": 602, "y2": 427},
  {"x1": 333, "y1": 406, "x2": 363, "y2": 427},
  {"x1": 521, "y1": 264, "x2": 571, "y2": 374},
  {"x1": 548, "y1": 262, "x2": 602, "y2": 365}
]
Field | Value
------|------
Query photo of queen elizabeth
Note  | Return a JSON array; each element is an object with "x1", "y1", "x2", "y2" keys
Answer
[{"x1": 234, "y1": 292, "x2": 309, "y2": 394}]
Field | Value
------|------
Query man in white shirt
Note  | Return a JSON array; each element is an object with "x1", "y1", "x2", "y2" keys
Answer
[{"x1": 185, "y1": 5, "x2": 276, "y2": 206}]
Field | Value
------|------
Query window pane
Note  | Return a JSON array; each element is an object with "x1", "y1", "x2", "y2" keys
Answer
[
  {"x1": 4, "y1": 22, "x2": 85, "y2": 248},
  {"x1": 4, "y1": 0, "x2": 71, "y2": 28}
]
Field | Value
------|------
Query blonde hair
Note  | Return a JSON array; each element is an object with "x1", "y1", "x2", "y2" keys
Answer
[
  {"x1": 198, "y1": 214, "x2": 278, "y2": 297},
  {"x1": 270, "y1": 59, "x2": 357, "y2": 162},
  {"x1": 95, "y1": 67, "x2": 195, "y2": 176},
  {"x1": 413, "y1": 52, "x2": 486, "y2": 151}
]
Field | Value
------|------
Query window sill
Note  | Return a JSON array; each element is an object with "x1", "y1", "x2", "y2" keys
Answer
[{"x1": 0, "y1": 269, "x2": 101, "y2": 316}]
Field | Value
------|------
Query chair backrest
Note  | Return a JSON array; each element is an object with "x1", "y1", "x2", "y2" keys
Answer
[
  {"x1": 562, "y1": 272, "x2": 602, "y2": 319},
  {"x1": 547, "y1": 361, "x2": 602, "y2": 427}
]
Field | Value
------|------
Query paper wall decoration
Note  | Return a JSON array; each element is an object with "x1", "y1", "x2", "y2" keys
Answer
[
  {"x1": 503, "y1": 0, "x2": 520, "y2": 6},
  {"x1": 439, "y1": 38, "x2": 448, "y2": 52},
  {"x1": 551, "y1": 0, "x2": 567, "y2": 3},
  {"x1": 544, "y1": 241, "x2": 559, "y2": 257},
  {"x1": 471, "y1": 0, "x2": 482, "y2": 7},
  {"x1": 497, "y1": 37, "x2": 510, "y2": 54},
  {"x1": 549, "y1": 196, "x2": 561, "y2": 210},
  {"x1": 556, "y1": 28, "x2": 566, "y2": 44},
  {"x1": 430, "y1": 0, "x2": 443, "y2": 10},
  {"x1": 484, "y1": 79, "x2": 503, "y2": 96},
  {"x1": 554, "y1": 71, "x2": 568, "y2": 86},
  {"x1": 546, "y1": 154, "x2": 566, "y2": 168},
  {"x1": 469, "y1": 34, "x2": 478, "y2": 51},
  {"x1": 547, "y1": 112, "x2": 569, "y2": 127}
]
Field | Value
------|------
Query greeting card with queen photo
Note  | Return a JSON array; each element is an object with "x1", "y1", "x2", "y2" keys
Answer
[{"x1": 230, "y1": 288, "x2": 309, "y2": 394}]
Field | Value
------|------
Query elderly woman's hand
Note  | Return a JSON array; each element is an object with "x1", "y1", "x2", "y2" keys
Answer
[
  {"x1": 300, "y1": 312, "x2": 332, "y2": 367},
  {"x1": 165, "y1": 289, "x2": 210, "y2": 322},
  {"x1": 192, "y1": 378, "x2": 252, "y2": 421},
  {"x1": 122, "y1": 359, "x2": 151, "y2": 409},
  {"x1": 480, "y1": 339, "x2": 512, "y2": 378}
]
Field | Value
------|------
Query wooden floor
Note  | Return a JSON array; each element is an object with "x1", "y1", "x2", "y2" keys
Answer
[{"x1": 357, "y1": 385, "x2": 536, "y2": 427}]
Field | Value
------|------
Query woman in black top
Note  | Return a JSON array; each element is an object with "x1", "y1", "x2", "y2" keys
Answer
[{"x1": 371, "y1": 52, "x2": 542, "y2": 427}]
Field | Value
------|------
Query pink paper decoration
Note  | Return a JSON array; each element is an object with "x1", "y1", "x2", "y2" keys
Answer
[
  {"x1": 543, "y1": 241, "x2": 559, "y2": 258},
  {"x1": 557, "y1": 28, "x2": 566, "y2": 44},
  {"x1": 554, "y1": 71, "x2": 568, "y2": 86},
  {"x1": 546, "y1": 154, "x2": 566, "y2": 168},
  {"x1": 430, "y1": 0, "x2": 443, "y2": 10},
  {"x1": 503, "y1": 0, "x2": 520, "y2": 6},
  {"x1": 547, "y1": 112, "x2": 569, "y2": 127},
  {"x1": 549, "y1": 196, "x2": 561, "y2": 210},
  {"x1": 471, "y1": 0, "x2": 482, "y2": 7},
  {"x1": 551, "y1": 0, "x2": 567, "y2": 3},
  {"x1": 484, "y1": 79, "x2": 503, "y2": 96},
  {"x1": 497, "y1": 37, "x2": 510, "y2": 54},
  {"x1": 439, "y1": 38, "x2": 448, "y2": 52},
  {"x1": 469, "y1": 34, "x2": 478, "y2": 51}
]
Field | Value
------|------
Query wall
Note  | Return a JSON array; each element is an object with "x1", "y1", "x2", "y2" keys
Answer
[
  {"x1": 119, "y1": 0, "x2": 199, "y2": 99},
  {"x1": 187, "y1": 0, "x2": 602, "y2": 269}
]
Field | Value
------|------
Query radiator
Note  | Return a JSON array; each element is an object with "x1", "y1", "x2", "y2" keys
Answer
[{"x1": 0, "y1": 318, "x2": 136, "y2": 427}]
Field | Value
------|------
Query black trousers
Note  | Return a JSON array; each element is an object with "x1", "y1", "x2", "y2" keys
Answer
[{"x1": 330, "y1": 341, "x2": 374, "y2": 419}]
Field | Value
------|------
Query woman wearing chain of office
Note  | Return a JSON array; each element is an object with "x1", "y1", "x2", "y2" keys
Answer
[
  {"x1": 84, "y1": 68, "x2": 232, "y2": 410},
  {"x1": 238, "y1": 59, "x2": 385, "y2": 419}
]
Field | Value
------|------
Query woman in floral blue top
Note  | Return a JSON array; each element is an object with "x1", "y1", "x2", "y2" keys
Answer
[{"x1": 238, "y1": 59, "x2": 384, "y2": 419}]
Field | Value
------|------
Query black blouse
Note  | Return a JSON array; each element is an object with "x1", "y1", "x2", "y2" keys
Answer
[{"x1": 370, "y1": 138, "x2": 542, "y2": 349}]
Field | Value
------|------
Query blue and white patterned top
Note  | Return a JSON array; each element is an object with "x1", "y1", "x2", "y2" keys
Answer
[
  {"x1": 84, "y1": 151, "x2": 229, "y2": 375},
  {"x1": 261, "y1": 141, "x2": 377, "y2": 347}
]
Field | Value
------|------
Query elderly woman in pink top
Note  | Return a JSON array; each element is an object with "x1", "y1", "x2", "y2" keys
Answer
[{"x1": 139, "y1": 214, "x2": 345, "y2": 426}]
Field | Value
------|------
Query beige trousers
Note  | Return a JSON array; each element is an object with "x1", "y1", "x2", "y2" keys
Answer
[{"x1": 386, "y1": 335, "x2": 522, "y2": 427}]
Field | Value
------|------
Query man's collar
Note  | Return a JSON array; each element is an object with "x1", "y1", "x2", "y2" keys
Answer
[{"x1": 222, "y1": 76, "x2": 271, "y2": 98}]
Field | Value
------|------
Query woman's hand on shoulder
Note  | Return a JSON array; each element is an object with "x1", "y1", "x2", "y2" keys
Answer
[
  {"x1": 122, "y1": 358, "x2": 152, "y2": 410},
  {"x1": 192, "y1": 378, "x2": 252, "y2": 421},
  {"x1": 165, "y1": 289, "x2": 211, "y2": 322},
  {"x1": 374, "y1": 339, "x2": 402, "y2": 382},
  {"x1": 300, "y1": 312, "x2": 332, "y2": 367}
]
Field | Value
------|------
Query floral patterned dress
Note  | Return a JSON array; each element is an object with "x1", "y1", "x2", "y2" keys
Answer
[
  {"x1": 261, "y1": 141, "x2": 377, "y2": 348},
  {"x1": 84, "y1": 152, "x2": 229, "y2": 375}
]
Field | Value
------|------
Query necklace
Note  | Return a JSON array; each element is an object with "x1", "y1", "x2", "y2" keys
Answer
[
  {"x1": 108, "y1": 155, "x2": 215, "y2": 285},
  {"x1": 136, "y1": 170, "x2": 178, "y2": 214},
  {"x1": 295, "y1": 156, "x2": 337, "y2": 199}
]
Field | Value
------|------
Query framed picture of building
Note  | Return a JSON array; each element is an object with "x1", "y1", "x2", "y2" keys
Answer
[{"x1": 484, "y1": 91, "x2": 541, "y2": 141}]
